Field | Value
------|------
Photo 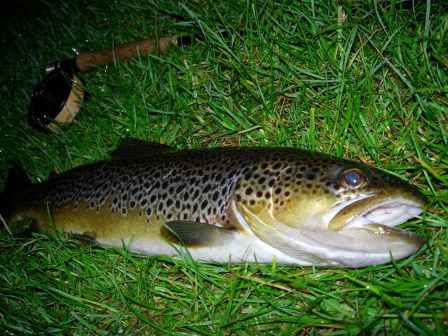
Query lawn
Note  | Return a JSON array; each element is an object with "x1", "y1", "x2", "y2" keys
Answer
[{"x1": 0, "y1": 0, "x2": 447, "y2": 334}]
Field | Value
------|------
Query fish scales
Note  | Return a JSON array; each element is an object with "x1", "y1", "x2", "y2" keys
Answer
[
  {"x1": 22, "y1": 148, "x2": 310, "y2": 226},
  {"x1": 3, "y1": 144, "x2": 427, "y2": 267}
]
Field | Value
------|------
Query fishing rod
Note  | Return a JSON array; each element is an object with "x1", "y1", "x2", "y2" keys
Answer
[{"x1": 28, "y1": 35, "x2": 194, "y2": 131}]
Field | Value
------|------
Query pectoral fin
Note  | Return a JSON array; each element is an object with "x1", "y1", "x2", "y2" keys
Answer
[
  {"x1": 236, "y1": 203, "x2": 326, "y2": 264},
  {"x1": 161, "y1": 220, "x2": 234, "y2": 248}
]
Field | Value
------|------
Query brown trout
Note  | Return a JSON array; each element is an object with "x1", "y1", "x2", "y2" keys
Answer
[{"x1": 1, "y1": 139, "x2": 426, "y2": 267}]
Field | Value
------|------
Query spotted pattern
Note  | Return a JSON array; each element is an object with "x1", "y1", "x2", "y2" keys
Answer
[{"x1": 25, "y1": 147, "x2": 420, "y2": 228}]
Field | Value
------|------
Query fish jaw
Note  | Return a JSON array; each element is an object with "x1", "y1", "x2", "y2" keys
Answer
[
  {"x1": 327, "y1": 191, "x2": 426, "y2": 231},
  {"x1": 320, "y1": 193, "x2": 427, "y2": 267},
  {"x1": 280, "y1": 224, "x2": 425, "y2": 268},
  {"x1": 236, "y1": 192, "x2": 426, "y2": 267}
]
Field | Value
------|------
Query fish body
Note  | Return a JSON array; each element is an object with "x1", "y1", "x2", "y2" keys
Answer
[{"x1": 2, "y1": 139, "x2": 426, "y2": 267}]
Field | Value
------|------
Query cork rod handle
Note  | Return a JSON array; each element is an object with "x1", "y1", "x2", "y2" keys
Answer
[{"x1": 75, "y1": 36, "x2": 179, "y2": 72}]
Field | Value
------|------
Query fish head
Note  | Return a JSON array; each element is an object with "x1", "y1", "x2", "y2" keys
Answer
[{"x1": 236, "y1": 153, "x2": 427, "y2": 267}]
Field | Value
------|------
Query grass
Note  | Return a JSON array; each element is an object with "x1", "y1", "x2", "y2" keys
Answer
[{"x1": 0, "y1": 0, "x2": 447, "y2": 334}]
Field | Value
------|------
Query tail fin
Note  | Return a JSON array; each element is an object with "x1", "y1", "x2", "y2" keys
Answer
[{"x1": 0, "y1": 165, "x2": 31, "y2": 220}]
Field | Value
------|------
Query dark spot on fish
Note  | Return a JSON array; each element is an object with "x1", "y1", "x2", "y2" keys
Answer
[
  {"x1": 183, "y1": 191, "x2": 190, "y2": 201},
  {"x1": 201, "y1": 200, "x2": 208, "y2": 209},
  {"x1": 166, "y1": 199, "x2": 173, "y2": 207},
  {"x1": 285, "y1": 191, "x2": 291, "y2": 197},
  {"x1": 256, "y1": 191, "x2": 263, "y2": 198},
  {"x1": 132, "y1": 186, "x2": 140, "y2": 195},
  {"x1": 275, "y1": 187, "x2": 282, "y2": 195},
  {"x1": 268, "y1": 179, "x2": 275, "y2": 188},
  {"x1": 249, "y1": 199, "x2": 255, "y2": 206},
  {"x1": 306, "y1": 183, "x2": 312, "y2": 189},
  {"x1": 246, "y1": 187, "x2": 253, "y2": 196},
  {"x1": 272, "y1": 162, "x2": 282, "y2": 170},
  {"x1": 306, "y1": 173, "x2": 316, "y2": 180},
  {"x1": 193, "y1": 189, "x2": 200, "y2": 200},
  {"x1": 193, "y1": 203, "x2": 198, "y2": 213},
  {"x1": 244, "y1": 170, "x2": 254, "y2": 180},
  {"x1": 265, "y1": 191, "x2": 271, "y2": 199},
  {"x1": 221, "y1": 187, "x2": 228, "y2": 196},
  {"x1": 203, "y1": 184, "x2": 211, "y2": 193}
]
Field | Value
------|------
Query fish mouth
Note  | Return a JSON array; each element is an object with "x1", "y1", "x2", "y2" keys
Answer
[
  {"x1": 285, "y1": 194, "x2": 426, "y2": 267},
  {"x1": 236, "y1": 192, "x2": 426, "y2": 268},
  {"x1": 328, "y1": 194, "x2": 426, "y2": 232}
]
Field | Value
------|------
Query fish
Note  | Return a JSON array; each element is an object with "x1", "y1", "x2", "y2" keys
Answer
[{"x1": 0, "y1": 138, "x2": 426, "y2": 268}]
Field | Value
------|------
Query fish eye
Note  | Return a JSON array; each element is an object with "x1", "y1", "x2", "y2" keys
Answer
[{"x1": 341, "y1": 168, "x2": 365, "y2": 189}]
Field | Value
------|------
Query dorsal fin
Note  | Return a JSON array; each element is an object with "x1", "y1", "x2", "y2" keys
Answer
[{"x1": 109, "y1": 137, "x2": 173, "y2": 158}]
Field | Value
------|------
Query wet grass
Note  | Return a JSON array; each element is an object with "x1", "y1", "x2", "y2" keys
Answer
[{"x1": 0, "y1": 0, "x2": 447, "y2": 334}]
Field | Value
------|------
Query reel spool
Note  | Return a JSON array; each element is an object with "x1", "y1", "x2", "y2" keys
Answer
[{"x1": 28, "y1": 65, "x2": 84, "y2": 131}]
